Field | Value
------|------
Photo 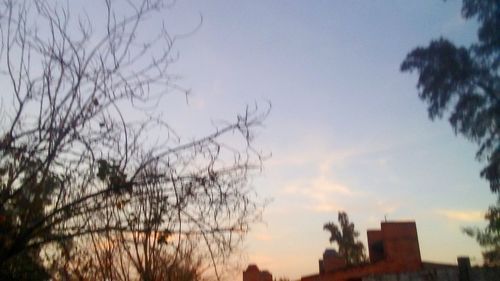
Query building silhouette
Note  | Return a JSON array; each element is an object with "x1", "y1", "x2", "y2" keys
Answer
[
  {"x1": 302, "y1": 221, "x2": 422, "y2": 281},
  {"x1": 243, "y1": 264, "x2": 273, "y2": 281},
  {"x1": 243, "y1": 220, "x2": 499, "y2": 280}
]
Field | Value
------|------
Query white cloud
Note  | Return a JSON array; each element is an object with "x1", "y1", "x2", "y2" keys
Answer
[
  {"x1": 374, "y1": 199, "x2": 400, "y2": 214},
  {"x1": 312, "y1": 176, "x2": 356, "y2": 196},
  {"x1": 280, "y1": 155, "x2": 361, "y2": 213},
  {"x1": 272, "y1": 140, "x2": 411, "y2": 215},
  {"x1": 308, "y1": 202, "x2": 341, "y2": 213},
  {"x1": 436, "y1": 209, "x2": 483, "y2": 222}
]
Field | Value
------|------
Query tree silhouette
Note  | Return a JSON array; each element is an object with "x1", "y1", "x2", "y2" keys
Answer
[
  {"x1": 0, "y1": 0, "x2": 267, "y2": 279},
  {"x1": 401, "y1": 0, "x2": 499, "y2": 264},
  {"x1": 463, "y1": 204, "x2": 500, "y2": 266},
  {"x1": 323, "y1": 212, "x2": 367, "y2": 266}
]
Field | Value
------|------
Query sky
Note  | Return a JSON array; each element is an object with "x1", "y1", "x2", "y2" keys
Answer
[
  {"x1": 12, "y1": 0, "x2": 492, "y2": 280},
  {"x1": 153, "y1": 1, "x2": 495, "y2": 280}
]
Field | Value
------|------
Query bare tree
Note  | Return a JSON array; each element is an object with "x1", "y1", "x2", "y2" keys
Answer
[{"x1": 0, "y1": 0, "x2": 267, "y2": 280}]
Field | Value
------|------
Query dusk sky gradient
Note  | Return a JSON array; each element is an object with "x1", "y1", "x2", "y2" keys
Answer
[{"x1": 86, "y1": 1, "x2": 494, "y2": 280}]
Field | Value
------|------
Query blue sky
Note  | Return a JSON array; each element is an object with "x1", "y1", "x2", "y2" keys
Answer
[
  {"x1": 0, "y1": 0, "x2": 493, "y2": 280},
  {"x1": 87, "y1": 0, "x2": 493, "y2": 280},
  {"x1": 158, "y1": 1, "x2": 494, "y2": 279}
]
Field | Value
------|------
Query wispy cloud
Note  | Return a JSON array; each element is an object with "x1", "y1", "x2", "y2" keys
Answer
[
  {"x1": 283, "y1": 177, "x2": 355, "y2": 198},
  {"x1": 271, "y1": 139, "x2": 412, "y2": 215},
  {"x1": 281, "y1": 179, "x2": 350, "y2": 213},
  {"x1": 436, "y1": 209, "x2": 483, "y2": 222},
  {"x1": 309, "y1": 202, "x2": 341, "y2": 213},
  {"x1": 281, "y1": 155, "x2": 362, "y2": 213},
  {"x1": 269, "y1": 145, "x2": 369, "y2": 169},
  {"x1": 374, "y1": 199, "x2": 400, "y2": 214}
]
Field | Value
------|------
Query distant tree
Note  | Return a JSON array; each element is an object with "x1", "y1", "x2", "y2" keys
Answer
[
  {"x1": 463, "y1": 204, "x2": 500, "y2": 266},
  {"x1": 401, "y1": 0, "x2": 499, "y2": 265},
  {"x1": 0, "y1": 0, "x2": 267, "y2": 279},
  {"x1": 323, "y1": 212, "x2": 367, "y2": 266},
  {"x1": 45, "y1": 178, "x2": 207, "y2": 281}
]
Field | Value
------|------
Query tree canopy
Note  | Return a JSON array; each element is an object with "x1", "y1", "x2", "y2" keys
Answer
[
  {"x1": 401, "y1": 0, "x2": 499, "y2": 192},
  {"x1": 401, "y1": 0, "x2": 499, "y2": 265},
  {"x1": 323, "y1": 212, "x2": 367, "y2": 266}
]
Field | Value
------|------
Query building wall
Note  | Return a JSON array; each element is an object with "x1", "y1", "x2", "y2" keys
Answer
[
  {"x1": 470, "y1": 267, "x2": 500, "y2": 281},
  {"x1": 302, "y1": 260, "x2": 423, "y2": 281},
  {"x1": 379, "y1": 222, "x2": 421, "y2": 267},
  {"x1": 362, "y1": 267, "x2": 458, "y2": 281},
  {"x1": 362, "y1": 267, "x2": 500, "y2": 281},
  {"x1": 367, "y1": 230, "x2": 384, "y2": 263},
  {"x1": 323, "y1": 256, "x2": 347, "y2": 273}
]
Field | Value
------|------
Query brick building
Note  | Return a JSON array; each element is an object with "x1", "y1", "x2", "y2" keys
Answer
[
  {"x1": 243, "y1": 220, "x2": 492, "y2": 281},
  {"x1": 301, "y1": 221, "x2": 422, "y2": 281}
]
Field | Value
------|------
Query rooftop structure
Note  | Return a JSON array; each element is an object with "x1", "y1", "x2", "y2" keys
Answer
[
  {"x1": 243, "y1": 264, "x2": 273, "y2": 281},
  {"x1": 243, "y1": 220, "x2": 496, "y2": 281},
  {"x1": 302, "y1": 221, "x2": 422, "y2": 281}
]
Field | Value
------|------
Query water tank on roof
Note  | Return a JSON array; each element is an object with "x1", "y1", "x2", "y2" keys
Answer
[{"x1": 323, "y1": 248, "x2": 339, "y2": 258}]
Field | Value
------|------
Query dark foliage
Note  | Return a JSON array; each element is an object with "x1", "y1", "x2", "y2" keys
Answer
[
  {"x1": 323, "y1": 212, "x2": 367, "y2": 266},
  {"x1": 401, "y1": 0, "x2": 499, "y2": 264},
  {"x1": 463, "y1": 203, "x2": 500, "y2": 266},
  {"x1": 0, "y1": 0, "x2": 267, "y2": 279}
]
